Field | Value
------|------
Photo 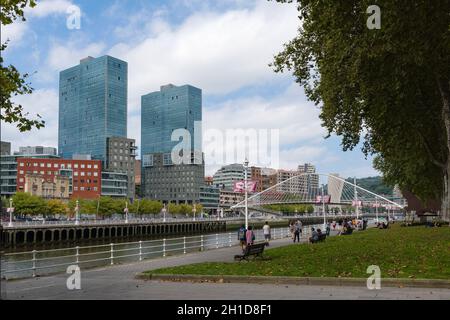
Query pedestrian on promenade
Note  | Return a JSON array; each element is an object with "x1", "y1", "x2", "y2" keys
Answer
[
  {"x1": 246, "y1": 226, "x2": 255, "y2": 246},
  {"x1": 263, "y1": 221, "x2": 271, "y2": 246},
  {"x1": 238, "y1": 224, "x2": 247, "y2": 251},
  {"x1": 289, "y1": 221, "x2": 295, "y2": 240},
  {"x1": 293, "y1": 220, "x2": 301, "y2": 243},
  {"x1": 326, "y1": 222, "x2": 331, "y2": 236}
]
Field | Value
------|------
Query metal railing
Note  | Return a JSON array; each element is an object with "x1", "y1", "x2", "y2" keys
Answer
[{"x1": 1, "y1": 227, "x2": 295, "y2": 279}]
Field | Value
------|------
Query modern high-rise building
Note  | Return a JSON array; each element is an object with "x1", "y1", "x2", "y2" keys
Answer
[
  {"x1": 16, "y1": 146, "x2": 57, "y2": 156},
  {"x1": 141, "y1": 84, "x2": 204, "y2": 204},
  {"x1": 58, "y1": 55, "x2": 128, "y2": 163},
  {"x1": 212, "y1": 163, "x2": 244, "y2": 190},
  {"x1": 298, "y1": 163, "x2": 319, "y2": 194}
]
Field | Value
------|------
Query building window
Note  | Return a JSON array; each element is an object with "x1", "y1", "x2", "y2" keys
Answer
[
  {"x1": 163, "y1": 153, "x2": 172, "y2": 166},
  {"x1": 94, "y1": 172, "x2": 98, "y2": 177},
  {"x1": 143, "y1": 154, "x2": 153, "y2": 167},
  {"x1": 74, "y1": 172, "x2": 78, "y2": 176},
  {"x1": 20, "y1": 170, "x2": 24, "y2": 174},
  {"x1": 74, "y1": 187, "x2": 78, "y2": 191},
  {"x1": 19, "y1": 178, "x2": 24, "y2": 182},
  {"x1": 47, "y1": 163, "x2": 51, "y2": 168},
  {"x1": 54, "y1": 164, "x2": 58, "y2": 168},
  {"x1": 74, "y1": 164, "x2": 78, "y2": 168},
  {"x1": 87, "y1": 164, "x2": 92, "y2": 169},
  {"x1": 67, "y1": 164, "x2": 72, "y2": 169},
  {"x1": 81, "y1": 172, "x2": 85, "y2": 176},
  {"x1": 93, "y1": 187, "x2": 98, "y2": 191},
  {"x1": 40, "y1": 163, "x2": 45, "y2": 167},
  {"x1": 19, "y1": 163, "x2": 24, "y2": 167},
  {"x1": 81, "y1": 164, "x2": 85, "y2": 169},
  {"x1": 80, "y1": 187, "x2": 85, "y2": 191},
  {"x1": 94, "y1": 164, "x2": 98, "y2": 169},
  {"x1": 34, "y1": 163, "x2": 38, "y2": 167}
]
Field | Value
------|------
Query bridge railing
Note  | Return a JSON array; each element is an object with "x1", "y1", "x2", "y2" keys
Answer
[
  {"x1": 1, "y1": 227, "x2": 294, "y2": 279},
  {"x1": 0, "y1": 217, "x2": 247, "y2": 228}
]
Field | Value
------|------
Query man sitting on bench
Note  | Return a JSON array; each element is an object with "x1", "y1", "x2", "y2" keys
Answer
[{"x1": 310, "y1": 228, "x2": 326, "y2": 243}]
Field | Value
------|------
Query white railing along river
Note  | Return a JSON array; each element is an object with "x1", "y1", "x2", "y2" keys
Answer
[{"x1": 1, "y1": 226, "x2": 307, "y2": 279}]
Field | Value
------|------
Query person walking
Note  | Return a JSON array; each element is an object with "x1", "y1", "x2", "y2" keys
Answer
[
  {"x1": 246, "y1": 226, "x2": 255, "y2": 247},
  {"x1": 293, "y1": 221, "x2": 301, "y2": 243},
  {"x1": 289, "y1": 221, "x2": 295, "y2": 240},
  {"x1": 237, "y1": 224, "x2": 247, "y2": 252},
  {"x1": 263, "y1": 221, "x2": 271, "y2": 246}
]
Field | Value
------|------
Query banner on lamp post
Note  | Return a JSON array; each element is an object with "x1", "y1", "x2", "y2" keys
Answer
[
  {"x1": 315, "y1": 195, "x2": 331, "y2": 204},
  {"x1": 233, "y1": 180, "x2": 257, "y2": 193}
]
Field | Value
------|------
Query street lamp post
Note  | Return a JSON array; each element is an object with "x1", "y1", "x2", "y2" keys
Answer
[
  {"x1": 162, "y1": 203, "x2": 167, "y2": 223},
  {"x1": 354, "y1": 177, "x2": 359, "y2": 219},
  {"x1": 192, "y1": 203, "x2": 196, "y2": 221},
  {"x1": 321, "y1": 185, "x2": 326, "y2": 229},
  {"x1": 244, "y1": 158, "x2": 249, "y2": 229},
  {"x1": 75, "y1": 199, "x2": 80, "y2": 225},
  {"x1": 124, "y1": 201, "x2": 129, "y2": 223},
  {"x1": 8, "y1": 198, "x2": 14, "y2": 227},
  {"x1": 375, "y1": 198, "x2": 379, "y2": 224}
]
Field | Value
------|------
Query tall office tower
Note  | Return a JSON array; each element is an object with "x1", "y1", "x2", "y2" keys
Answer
[
  {"x1": 58, "y1": 55, "x2": 127, "y2": 163},
  {"x1": 141, "y1": 84, "x2": 204, "y2": 204},
  {"x1": 298, "y1": 163, "x2": 319, "y2": 194}
]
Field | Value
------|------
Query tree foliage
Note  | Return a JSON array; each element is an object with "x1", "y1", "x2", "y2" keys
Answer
[
  {"x1": 1, "y1": 0, "x2": 45, "y2": 131},
  {"x1": 271, "y1": 0, "x2": 450, "y2": 213}
]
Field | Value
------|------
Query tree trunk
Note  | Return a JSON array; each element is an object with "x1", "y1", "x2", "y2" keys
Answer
[{"x1": 438, "y1": 78, "x2": 450, "y2": 222}]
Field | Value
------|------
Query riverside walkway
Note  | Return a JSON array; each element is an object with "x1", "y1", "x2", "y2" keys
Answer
[{"x1": 3, "y1": 232, "x2": 449, "y2": 300}]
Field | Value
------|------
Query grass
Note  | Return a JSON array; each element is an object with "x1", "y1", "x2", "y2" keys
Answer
[{"x1": 147, "y1": 224, "x2": 450, "y2": 280}]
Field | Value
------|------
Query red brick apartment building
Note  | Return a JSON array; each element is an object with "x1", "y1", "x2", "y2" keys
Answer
[{"x1": 16, "y1": 158, "x2": 102, "y2": 199}]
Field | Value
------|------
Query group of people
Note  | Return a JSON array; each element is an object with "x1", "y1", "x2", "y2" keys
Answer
[
  {"x1": 289, "y1": 220, "x2": 303, "y2": 242},
  {"x1": 237, "y1": 222, "x2": 271, "y2": 252}
]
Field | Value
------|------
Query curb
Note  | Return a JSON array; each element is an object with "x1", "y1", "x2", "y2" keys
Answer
[{"x1": 135, "y1": 273, "x2": 450, "y2": 289}]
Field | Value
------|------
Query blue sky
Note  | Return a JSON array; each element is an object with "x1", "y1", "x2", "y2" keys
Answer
[{"x1": 1, "y1": 0, "x2": 379, "y2": 178}]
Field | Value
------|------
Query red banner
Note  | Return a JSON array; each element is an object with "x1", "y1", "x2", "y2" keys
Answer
[
  {"x1": 315, "y1": 195, "x2": 331, "y2": 204},
  {"x1": 233, "y1": 180, "x2": 257, "y2": 193}
]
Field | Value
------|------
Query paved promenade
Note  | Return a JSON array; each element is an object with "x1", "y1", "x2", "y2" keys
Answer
[{"x1": 2, "y1": 235, "x2": 450, "y2": 300}]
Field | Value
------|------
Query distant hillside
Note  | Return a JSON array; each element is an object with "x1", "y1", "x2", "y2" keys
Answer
[{"x1": 346, "y1": 176, "x2": 393, "y2": 196}]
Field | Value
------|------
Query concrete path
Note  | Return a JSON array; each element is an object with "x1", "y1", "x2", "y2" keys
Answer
[{"x1": 2, "y1": 234, "x2": 449, "y2": 300}]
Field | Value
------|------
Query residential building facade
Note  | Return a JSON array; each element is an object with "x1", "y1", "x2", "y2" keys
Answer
[
  {"x1": 16, "y1": 158, "x2": 102, "y2": 199},
  {"x1": 16, "y1": 146, "x2": 57, "y2": 156},
  {"x1": 101, "y1": 171, "x2": 128, "y2": 198},
  {"x1": 24, "y1": 174, "x2": 70, "y2": 199},
  {"x1": 105, "y1": 137, "x2": 136, "y2": 199},
  {"x1": 212, "y1": 163, "x2": 244, "y2": 190},
  {"x1": 199, "y1": 185, "x2": 220, "y2": 214},
  {"x1": 0, "y1": 154, "x2": 59, "y2": 197}
]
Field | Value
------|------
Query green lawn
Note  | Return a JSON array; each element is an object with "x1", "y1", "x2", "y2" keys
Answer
[{"x1": 147, "y1": 225, "x2": 450, "y2": 279}]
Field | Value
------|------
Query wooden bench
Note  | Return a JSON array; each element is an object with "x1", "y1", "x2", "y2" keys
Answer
[{"x1": 234, "y1": 242, "x2": 268, "y2": 261}]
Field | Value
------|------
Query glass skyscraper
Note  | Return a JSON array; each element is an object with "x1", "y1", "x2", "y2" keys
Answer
[
  {"x1": 141, "y1": 84, "x2": 204, "y2": 204},
  {"x1": 141, "y1": 84, "x2": 202, "y2": 155},
  {"x1": 58, "y1": 55, "x2": 127, "y2": 162}
]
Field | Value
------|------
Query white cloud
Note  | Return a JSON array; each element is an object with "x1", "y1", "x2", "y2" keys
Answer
[
  {"x1": 46, "y1": 42, "x2": 106, "y2": 71},
  {"x1": 108, "y1": 0, "x2": 299, "y2": 111},
  {"x1": 1, "y1": 21, "x2": 28, "y2": 45},
  {"x1": 1, "y1": 89, "x2": 59, "y2": 153},
  {"x1": 27, "y1": 0, "x2": 74, "y2": 18}
]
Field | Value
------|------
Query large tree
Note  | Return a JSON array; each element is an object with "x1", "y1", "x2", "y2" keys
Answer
[
  {"x1": 1, "y1": 0, "x2": 45, "y2": 131},
  {"x1": 272, "y1": 0, "x2": 450, "y2": 220}
]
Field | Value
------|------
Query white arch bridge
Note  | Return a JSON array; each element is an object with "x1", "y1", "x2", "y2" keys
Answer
[{"x1": 230, "y1": 173, "x2": 404, "y2": 216}]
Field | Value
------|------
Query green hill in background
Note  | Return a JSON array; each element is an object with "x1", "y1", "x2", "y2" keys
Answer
[{"x1": 346, "y1": 176, "x2": 393, "y2": 197}]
